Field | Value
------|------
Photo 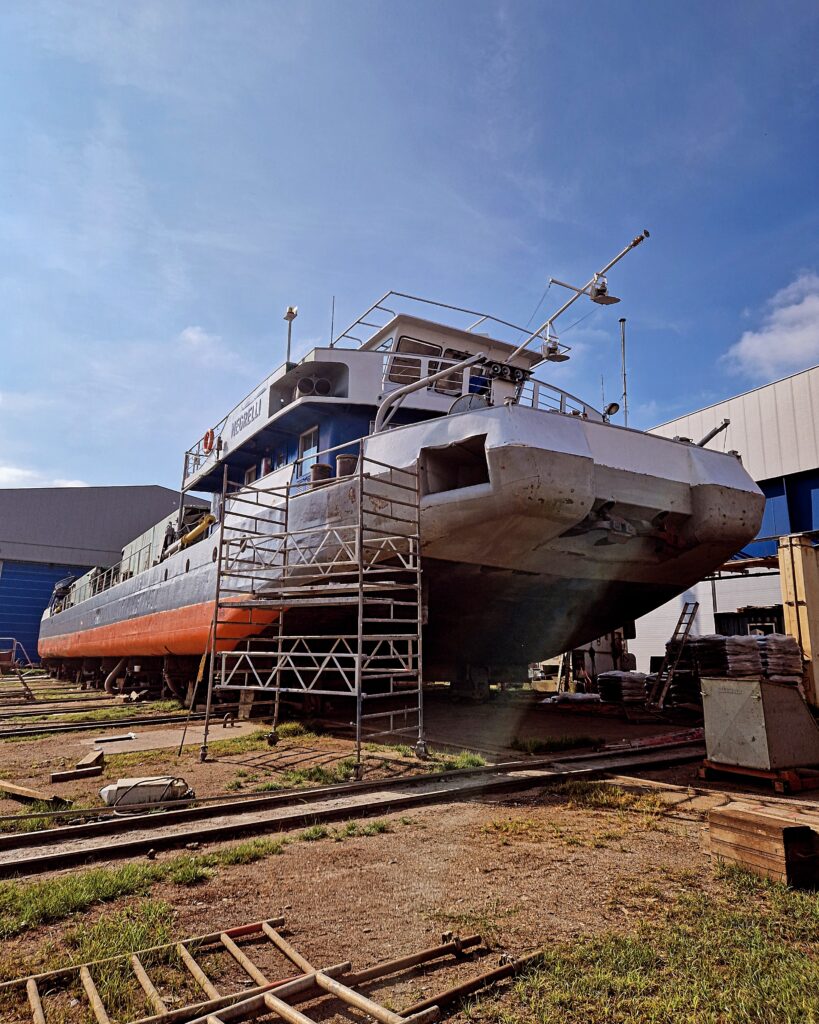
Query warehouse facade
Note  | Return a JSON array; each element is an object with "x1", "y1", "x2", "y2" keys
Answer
[
  {"x1": 630, "y1": 364, "x2": 819, "y2": 670},
  {"x1": 0, "y1": 486, "x2": 200, "y2": 661}
]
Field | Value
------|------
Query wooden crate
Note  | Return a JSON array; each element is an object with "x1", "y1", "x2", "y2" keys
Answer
[{"x1": 704, "y1": 801, "x2": 819, "y2": 888}]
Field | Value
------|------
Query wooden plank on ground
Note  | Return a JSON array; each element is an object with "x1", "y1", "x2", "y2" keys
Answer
[
  {"x1": 0, "y1": 781, "x2": 68, "y2": 806},
  {"x1": 77, "y1": 750, "x2": 105, "y2": 769},
  {"x1": 51, "y1": 766, "x2": 103, "y2": 784}
]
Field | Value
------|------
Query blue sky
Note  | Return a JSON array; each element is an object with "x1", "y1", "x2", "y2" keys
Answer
[{"x1": 1, "y1": 0, "x2": 818, "y2": 488}]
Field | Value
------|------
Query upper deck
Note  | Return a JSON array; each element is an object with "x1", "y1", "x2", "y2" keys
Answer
[{"x1": 182, "y1": 292, "x2": 600, "y2": 493}]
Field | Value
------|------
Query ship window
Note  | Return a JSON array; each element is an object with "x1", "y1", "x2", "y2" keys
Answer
[
  {"x1": 387, "y1": 336, "x2": 442, "y2": 386},
  {"x1": 277, "y1": 450, "x2": 288, "y2": 469},
  {"x1": 244, "y1": 465, "x2": 258, "y2": 485},
  {"x1": 298, "y1": 426, "x2": 319, "y2": 474},
  {"x1": 433, "y1": 348, "x2": 468, "y2": 396},
  {"x1": 260, "y1": 456, "x2": 273, "y2": 477}
]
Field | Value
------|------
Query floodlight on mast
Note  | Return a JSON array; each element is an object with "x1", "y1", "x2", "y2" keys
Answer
[{"x1": 504, "y1": 230, "x2": 650, "y2": 366}]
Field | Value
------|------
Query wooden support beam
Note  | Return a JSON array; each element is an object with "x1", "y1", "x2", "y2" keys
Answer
[
  {"x1": 779, "y1": 535, "x2": 819, "y2": 707},
  {"x1": 51, "y1": 766, "x2": 103, "y2": 784},
  {"x1": 77, "y1": 750, "x2": 105, "y2": 769},
  {"x1": 0, "y1": 781, "x2": 68, "y2": 806}
]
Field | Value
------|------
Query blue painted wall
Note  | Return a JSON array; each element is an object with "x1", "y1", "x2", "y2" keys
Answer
[
  {"x1": 0, "y1": 560, "x2": 84, "y2": 662},
  {"x1": 746, "y1": 469, "x2": 819, "y2": 557}
]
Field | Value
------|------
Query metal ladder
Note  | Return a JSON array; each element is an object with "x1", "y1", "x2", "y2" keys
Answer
[
  {"x1": 648, "y1": 600, "x2": 699, "y2": 709},
  {"x1": 204, "y1": 445, "x2": 424, "y2": 768}
]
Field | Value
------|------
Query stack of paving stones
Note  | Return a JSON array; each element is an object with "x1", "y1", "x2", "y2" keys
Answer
[
  {"x1": 757, "y1": 633, "x2": 803, "y2": 685},
  {"x1": 597, "y1": 671, "x2": 648, "y2": 704},
  {"x1": 691, "y1": 634, "x2": 763, "y2": 680}
]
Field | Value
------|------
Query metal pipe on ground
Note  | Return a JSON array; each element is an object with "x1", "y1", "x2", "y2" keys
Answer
[
  {"x1": 401, "y1": 952, "x2": 543, "y2": 1015},
  {"x1": 104, "y1": 658, "x2": 127, "y2": 694}
]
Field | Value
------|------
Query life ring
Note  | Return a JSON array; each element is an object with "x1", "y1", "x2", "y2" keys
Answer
[{"x1": 203, "y1": 429, "x2": 215, "y2": 454}]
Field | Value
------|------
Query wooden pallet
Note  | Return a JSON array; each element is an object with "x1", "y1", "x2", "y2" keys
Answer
[
  {"x1": 703, "y1": 800, "x2": 819, "y2": 887},
  {"x1": 698, "y1": 758, "x2": 819, "y2": 793}
]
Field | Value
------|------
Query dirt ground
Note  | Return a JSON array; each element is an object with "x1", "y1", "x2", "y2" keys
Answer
[
  {"x1": 0, "y1": 688, "x2": 688, "y2": 815},
  {"x1": 0, "y1": 780, "x2": 726, "y2": 1023},
  {"x1": 3, "y1": 684, "x2": 814, "y2": 1022}
]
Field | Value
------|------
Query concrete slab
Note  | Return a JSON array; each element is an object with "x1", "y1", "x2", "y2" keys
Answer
[{"x1": 80, "y1": 720, "x2": 262, "y2": 754}]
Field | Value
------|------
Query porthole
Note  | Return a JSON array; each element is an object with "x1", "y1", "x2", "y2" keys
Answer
[
  {"x1": 212, "y1": 547, "x2": 218, "y2": 562},
  {"x1": 164, "y1": 568, "x2": 168, "y2": 582},
  {"x1": 185, "y1": 559, "x2": 190, "y2": 573}
]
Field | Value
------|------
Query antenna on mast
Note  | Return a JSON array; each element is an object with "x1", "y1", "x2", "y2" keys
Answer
[{"x1": 505, "y1": 229, "x2": 650, "y2": 365}]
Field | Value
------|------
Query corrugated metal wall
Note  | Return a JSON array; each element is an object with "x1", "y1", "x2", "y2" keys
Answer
[
  {"x1": 651, "y1": 364, "x2": 819, "y2": 482},
  {"x1": 0, "y1": 560, "x2": 84, "y2": 662}
]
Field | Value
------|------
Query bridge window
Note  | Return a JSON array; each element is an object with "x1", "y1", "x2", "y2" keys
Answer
[
  {"x1": 387, "y1": 336, "x2": 442, "y2": 386},
  {"x1": 298, "y1": 426, "x2": 319, "y2": 474}
]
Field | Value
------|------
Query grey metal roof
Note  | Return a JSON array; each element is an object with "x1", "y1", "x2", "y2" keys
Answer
[{"x1": 0, "y1": 485, "x2": 207, "y2": 567}]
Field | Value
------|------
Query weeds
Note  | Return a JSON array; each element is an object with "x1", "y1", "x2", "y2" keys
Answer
[
  {"x1": 433, "y1": 751, "x2": 487, "y2": 771},
  {"x1": 510, "y1": 734, "x2": 600, "y2": 755},
  {"x1": 252, "y1": 757, "x2": 357, "y2": 792},
  {"x1": 548, "y1": 780, "x2": 664, "y2": 815},
  {"x1": 0, "y1": 800, "x2": 94, "y2": 834},
  {"x1": 300, "y1": 824, "x2": 330, "y2": 841}
]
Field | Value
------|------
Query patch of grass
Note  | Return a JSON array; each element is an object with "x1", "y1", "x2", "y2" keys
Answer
[
  {"x1": 433, "y1": 751, "x2": 487, "y2": 771},
  {"x1": 214, "y1": 837, "x2": 285, "y2": 864},
  {"x1": 208, "y1": 728, "x2": 273, "y2": 756},
  {"x1": 549, "y1": 780, "x2": 664, "y2": 815},
  {"x1": 430, "y1": 898, "x2": 518, "y2": 948},
  {"x1": 62, "y1": 900, "x2": 177, "y2": 1019},
  {"x1": 300, "y1": 824, "x2": 330, "y2": 841},
  {"x1": 364, "y1": 741, "x2": 414, "y2": 757},
  {"x1": 510, "y1": 734, "x2": 599, "y2": 755},
  {"x1": 9, "y1": 700, "x2": 185, "y2": 726},
  {"x1": 163, "y1": 855, "x2": 214, "y2": 886},
  {"x1": 0, "y1": 863, "x2": 161, "y2": 938},
  {"x1": 0, "y1": 800, "x2": 96, "y2": 834},
  {"x1": 360, "y1": 819, "x2": 390, "y2": 835},
  {"x1": 0, "y1": 835, "x2": 288, "y2": 938},
  {"x1": 484, "y1": 868, "x2": 819, "y2": 1024},
  {"x1": 252, "y1": 757, "x2": 358, "y2": 792},
  {"x1": 107, "y1": 747, "x2": 181, "y2": 772},
  {"x1": 483, "y1": 818, "x2": 542, "y2": 840},
  {"x1": 275, "y1": 721, "x2": 315, "y2": 739}
]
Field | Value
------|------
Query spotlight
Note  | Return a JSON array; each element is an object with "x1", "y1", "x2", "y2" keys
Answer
[
  {"x1": 541, "y1": 337, "x2": 570, "y2": 363},
  {"x1": 603, "y1": 401, "x2": 620, "y2": 420},
  {"x1": 590, "y1": 276, "x2": 620, "y2": 305}
]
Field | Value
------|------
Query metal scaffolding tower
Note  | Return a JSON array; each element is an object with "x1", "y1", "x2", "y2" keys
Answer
[{"x1": 201, "y1": 448, "x2": 424, "y2": 770}]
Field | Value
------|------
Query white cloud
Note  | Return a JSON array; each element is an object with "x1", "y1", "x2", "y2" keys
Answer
[
  {"x1": 0, "y1": 463, "x2": 86, "y2": 488},
  {"x1": 722, "y1": 272, "x2": 819, "y2": 379},
  {"x1": 177, "y1": 325, "x2": 222, "y2": 366}
]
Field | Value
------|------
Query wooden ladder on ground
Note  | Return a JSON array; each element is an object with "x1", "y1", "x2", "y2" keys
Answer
[{"x1": 648, "y1": 600, "x2": 699, "y2": 709}]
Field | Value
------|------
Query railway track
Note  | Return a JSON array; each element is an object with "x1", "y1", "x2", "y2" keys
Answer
[{"x1": 0, "y1": 741, "x2": 704, "y2": 877}]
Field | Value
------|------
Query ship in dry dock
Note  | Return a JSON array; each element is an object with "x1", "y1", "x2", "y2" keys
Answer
[{"x1": 39, "y1": 234, "x2": 765, "y2": 704}]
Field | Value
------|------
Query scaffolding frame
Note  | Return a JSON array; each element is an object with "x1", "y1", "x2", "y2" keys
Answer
[{"x1": 201, "y1": 440, "x2": 424, "y2": 770}]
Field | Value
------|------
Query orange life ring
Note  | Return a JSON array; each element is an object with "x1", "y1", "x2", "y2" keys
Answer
[{"x1": 203, "y1": 429, "x2": 215, "y2": 454}]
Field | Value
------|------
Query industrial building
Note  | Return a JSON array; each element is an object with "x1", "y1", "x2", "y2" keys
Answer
[
  {"x1": 0, "y1": 485, "x2": 203, "y2": 661},
  {"x1": 631, "y1": 363, "x2": 819, "y2": 670}
]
